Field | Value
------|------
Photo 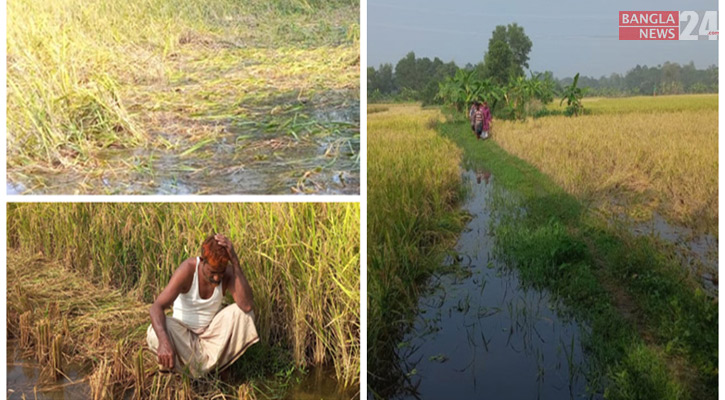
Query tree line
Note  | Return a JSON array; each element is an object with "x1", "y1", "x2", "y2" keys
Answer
[
  {"x1": 571, "y1": 62, "x2": 718, "y2": 96},
  {"x1": 368, "y1": 24, "x2": 718, "y2": 105}
]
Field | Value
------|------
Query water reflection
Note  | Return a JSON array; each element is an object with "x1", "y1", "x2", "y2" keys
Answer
[
  {"x1": 7, "y1": 341, "x2": 90, "y2": 400},
  {"x1": 6, "y1": 102, "x2": 359, "y2": 195},
  {"x1": 395, "y1": 170, "x2": 596, "y2": 400},
  {"x1": 631, "y1": 213, "x2": 718, "y2": 294},
  {"x1": 285, "y1": 366, "x2": 358, "y2": 400}
]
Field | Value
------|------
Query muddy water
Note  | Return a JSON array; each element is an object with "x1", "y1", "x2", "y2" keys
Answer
[
  {"x1": 396, "y1": 170, "x2": 596, "y2": 400},
  {"x1": 7, "y1": 341, "x2": 90, "y2": 399},
  {"x1": 7, "y1": 102, "x2": 359, "y2": 195},
  {"x1": 8, "y1": 340, "x2": 354, "y2": 399},
  {"x1": 285, "y1": 366, "x2": 358, "y2": 400}
]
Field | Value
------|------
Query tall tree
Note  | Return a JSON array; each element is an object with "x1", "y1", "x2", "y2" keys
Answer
[
  {"x1": 394, "y1": 52, "x2": 418, "y2": 91},
  {"x1": 483, "y1": 41, "x2": 516, "y2": 85},
  {"x1": 488, "y1": 23, "x2": 533, "y2": 73},
  {"x1": 367, "y1": 67, "x2": 378, "y2": 93}
]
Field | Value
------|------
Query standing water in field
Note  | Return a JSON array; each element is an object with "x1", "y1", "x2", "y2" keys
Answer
[
  {"x1": 630, "y1": 213, "x2": 718, "y2": 295},
  {"x1": 7, "y1": 340, "x2": 90, "y2": 399},
  {"x1": 285, "y1": 366, "x2": 358, "y2": 400},
  {"x1": 396, "y1": 170, "x2": 596, "y2": 399},
  {"x1": 7, "y1": 98, "x2": 359, "y2": 195},
  {"x1": 8, "y1": 339, "x2": 354, "y2": 400}
]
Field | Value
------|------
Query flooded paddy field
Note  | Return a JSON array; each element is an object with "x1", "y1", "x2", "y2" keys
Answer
[
  {"x1": 8, "y1": 340, "x2": 90, "y2": 400},
  {"x1": 8, "y1": 96, "x2": 359, "y2": 195},
  {"x1": 627, "y1": 213, "x2": 718, "y2": 295},
  {"x1": 7, "y1": 342, "x2": 356, "y2": 400},
  {"x1": 7, "y1": 0, "x2": 360, "y2": 195},
  {"x1": 8, "y1": 203, "x2": 360, "y2": 399},
  {"x1": 368, "y1": 102, "x2": 717, "y2": 398},
  {"x1": 395, "y1": 170, "x2": 595, "y2": 399}
]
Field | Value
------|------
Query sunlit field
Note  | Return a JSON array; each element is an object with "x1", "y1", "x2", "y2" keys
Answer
[
  {"x1": 494, "y1": 94, "x2": 718, "y2": 234},
  {"x1": 7, "y1": 0, "x2": 359, "y2": 194},
  {"x1": 7, "y1": 203, "x2": 359, "y2": 399},
  {"x1": 367, "y1": 104, "x2": 464, "y2": 395},
  {"x1": 578, "y1": 94, "x2": 717, "y2": 114},
  {"x1": 368, "y1": 100, "x2": 717, "y2": 398}
]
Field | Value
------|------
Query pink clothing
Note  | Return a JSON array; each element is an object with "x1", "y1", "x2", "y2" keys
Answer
[{"x1": 482, "y1": 106, "x2": 492, "y2": 131}]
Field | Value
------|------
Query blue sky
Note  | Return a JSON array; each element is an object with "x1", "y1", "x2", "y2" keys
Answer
[{"x1": 367, "y1": 0, "x2": 718, "y2": 78}]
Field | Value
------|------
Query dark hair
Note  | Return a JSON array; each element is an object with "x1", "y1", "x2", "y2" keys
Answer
[{"x1": 201, "y1": 235, "x2": 230, "y2": 267}]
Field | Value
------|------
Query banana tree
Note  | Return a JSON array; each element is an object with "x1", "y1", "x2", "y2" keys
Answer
[
  {"x1": 560, "y1": 72, "x2": 584, "y2": 116},
  {"x1": 527, "y1": 72, "x2": 555, "y2": 104},
  {"x1": 503, "y1": 76, "x2": 534, "y2": 120},
  {"x1": 437, "y1": 69, "x2": 474, "y2": 113}
]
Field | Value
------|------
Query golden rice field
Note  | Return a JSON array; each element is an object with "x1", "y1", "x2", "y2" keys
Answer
[
  {"x1": 367, "y1": 104, "x2": 464, "y2": 393},
  {"x1": 7, "y1": 0, "x2": 359, "y2": 194},
  {"x1": 7, "y1": 203, "x2": 360, "y2": 399},
  {"x1": 574, "y1": 94, "x2": 718, "y2": 115},
  {"x1": 494, "y1": 94, "x2": 718, "y2": 234},
  {"x1": 367, "y1": 101, "x2": 718, "y2": 398}
]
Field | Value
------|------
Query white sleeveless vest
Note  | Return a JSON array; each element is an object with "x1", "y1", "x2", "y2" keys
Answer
[{"x1": 172, "y1": 257, "x2": 223, "y2": 330}]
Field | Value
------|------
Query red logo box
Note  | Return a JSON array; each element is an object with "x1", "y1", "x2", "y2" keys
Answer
[
  {"x1": 619, "y1": 11, "x2": 679, "y2": 40},
  {"x1": 619, "y1": 11, "x2": 678, "y2": 26},
  {"x1": 619, "y1": 26, "x2": 679, "y2": 40}
]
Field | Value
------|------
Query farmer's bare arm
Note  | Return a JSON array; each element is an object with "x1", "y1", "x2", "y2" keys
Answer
[
  {"x1": 149, "y1": 259, "x2": 193, "y2": 369},
  {"x1": 216, "y1": 234, "x2": 255, "y2": 313}
]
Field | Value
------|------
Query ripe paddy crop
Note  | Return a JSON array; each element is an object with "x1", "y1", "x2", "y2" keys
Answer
[
  {"x1": 7, "y1": 202, "x2": 360, "y2": 399},
  {"x1": 369, "y1": 101, "x2": 716, "y2": 398},
  {"x1": 438, "y1": 98, "x2": 717, "y2": 398},
  {"x1": 495, "y1": 94, "x2": 718, "y2": 235},
  {"x1": 575, "y1": 94, "x2": 717, "y2": 115},
  {"x1": 367, "y1": 104, "x2": 465, "y2": 395},
  {"x1": 7, "y1": 0, "x2": 360, "y2": 194}
]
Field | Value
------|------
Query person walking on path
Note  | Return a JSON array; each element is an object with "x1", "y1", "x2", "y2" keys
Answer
[
  {"x1": 469, "y1": 102, "x2": 478, "y2": 134},
  {"x1": 481, "y1": 101, "x2": 492, "y2": 139},
  {"x1": 473, "y1": 103, "x2": 484, "y2": 139}
]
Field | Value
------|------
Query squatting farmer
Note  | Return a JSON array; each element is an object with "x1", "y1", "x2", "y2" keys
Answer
[{"x1": 147, "y1": 234, "x2": 258, "y2": 377}]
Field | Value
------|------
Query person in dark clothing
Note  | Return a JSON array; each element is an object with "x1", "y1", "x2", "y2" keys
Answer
[{"x1": 469, "y1": 102, "x2": 478, "y2": 134}]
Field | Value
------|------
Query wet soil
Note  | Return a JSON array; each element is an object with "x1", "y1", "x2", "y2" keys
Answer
[
  {"x1": 7, "y1": 341, "x2": 90, "y2": 400},
  {"x1": 7, "y1": 100, "x2": 359, "y2": 195},
  {"x1": 629, "y1": 213, "x2": 717, "y2": 295},
  {"x1": 8, "y1": 340, "x2": 356, "y2": 400},
  {"x1": 285, "y1": 366, "x2": 358, "y2": 400}
]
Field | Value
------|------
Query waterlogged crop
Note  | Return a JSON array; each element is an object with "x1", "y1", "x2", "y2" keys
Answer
[
  {"x1": 367, "y1": 104, "x2": 465, "y2": 396},
  {"x1": 7, "y1": 0, "x2": 360, "y2": 194},
  {"x1": 7, "y1": 202, "x2": 360, "y2": 398}
]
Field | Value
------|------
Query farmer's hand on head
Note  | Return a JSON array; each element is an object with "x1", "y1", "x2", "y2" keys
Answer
[
  {"x1": 157, "y1": 339, "x2": 175, "y2": 370},
  {"x1": 215, "y1": 234, "x2": 234, "y2": 254}
]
